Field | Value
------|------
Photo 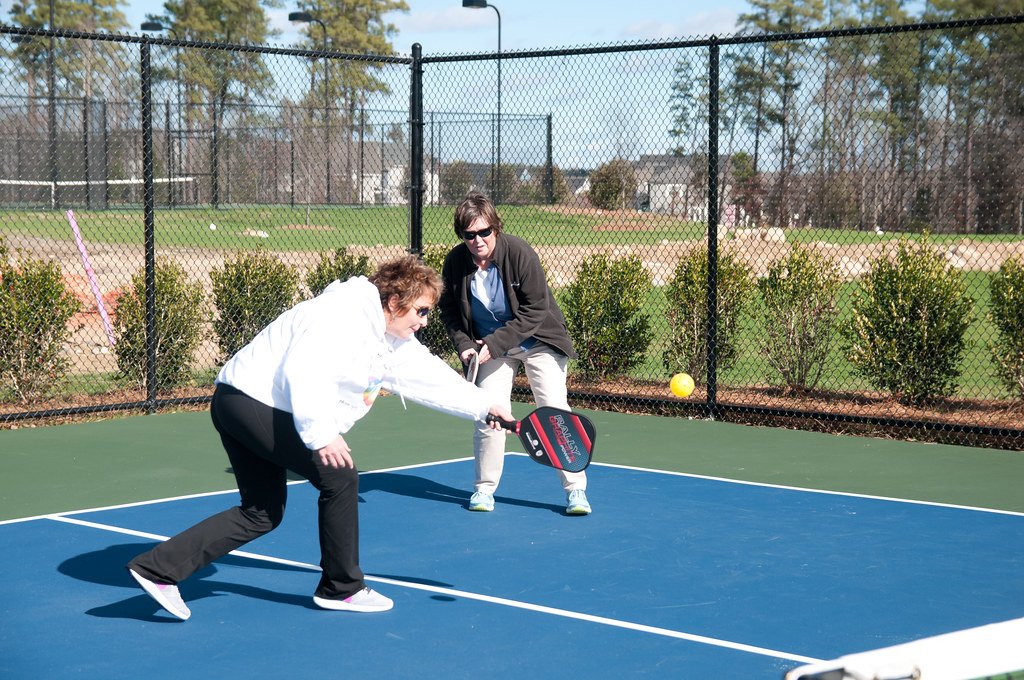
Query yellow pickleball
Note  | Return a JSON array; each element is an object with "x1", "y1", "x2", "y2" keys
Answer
[{"x1": 670, "y1": 373, "x2": 695, "y2": 398}]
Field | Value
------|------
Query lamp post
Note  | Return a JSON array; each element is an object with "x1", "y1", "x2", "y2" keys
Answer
[
  {"x1": 462, "y1": 0, "x2": 500, "y2": 205},
  {"x1": 290, "y1": 10, "x2": 331, "y2": 204},
  {"x1": 48, "y1": 0, "x2": 58, "y2": 209},
  {"x1": 141, "y1": 21, "x2": 182, "y2": 206}
]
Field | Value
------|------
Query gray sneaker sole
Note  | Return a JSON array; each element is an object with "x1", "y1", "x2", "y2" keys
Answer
[{"x1": 313, "y1": 594, "x2": 394, "y2": 613}]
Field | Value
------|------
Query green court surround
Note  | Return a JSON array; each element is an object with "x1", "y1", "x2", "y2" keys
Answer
[{"x1": 2, "y1": 396, "x2": 1022, "y2": 521}]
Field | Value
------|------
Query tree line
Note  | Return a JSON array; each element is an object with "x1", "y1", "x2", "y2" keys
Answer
[
  {"x1": 668, "y1": 0, "x2": 1024, "y2": 234},
  {"x1": 4, "y1": 0, "x2": 409, "y2": 157}
]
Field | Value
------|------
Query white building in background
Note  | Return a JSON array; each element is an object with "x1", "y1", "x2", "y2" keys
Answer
[
  {"x1": 352, "y1": 141, "x2": 439, "y2": 205},
  {"x1": 632, "y1": 153, "x2": 735, "y2": 219}
]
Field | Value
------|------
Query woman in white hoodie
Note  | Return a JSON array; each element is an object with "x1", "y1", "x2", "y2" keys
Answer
[{"x1": 126, "y1": 256, "x2": 513, "y2": 620}]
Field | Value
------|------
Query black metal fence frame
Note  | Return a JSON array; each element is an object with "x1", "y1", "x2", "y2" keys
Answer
[
  {"x1": 2, "y1": 15, "x2": 1023, "y2": 446},
  {"x1": 0, "y1": 24, "x2": 410, "y2": 419}
]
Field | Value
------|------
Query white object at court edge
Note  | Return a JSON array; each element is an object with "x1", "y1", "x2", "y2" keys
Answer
[{"x1": 785, "y1": 616, "x2": 1024, "y2": 680}]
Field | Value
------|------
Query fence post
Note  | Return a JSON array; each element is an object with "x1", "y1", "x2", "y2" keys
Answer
[
  {"x1": 166, "y1": 100, "x2": 174, "y2": 207},
  {"x1": 429, "y1": 112, "x2": 435, "y2": 205},
  {"x1": 141, "y1": 40, "x2": 158, "y2": 414},
  {"x1": 211, "y1": 105, "x2": 220, "y2": 208},
  {"x1": 102, "y1": 100, "x2": 109, "y2": 209},
  {"x1": 48, "y1": 28, "x2": 58, "y2": 210},
  {"x1": 706, "y1": 36, "x2": 720, "y2": 419},
  {"x1": 546, "y1": 114, "x2": 554, "y2": 204},
  {"x1": 408, "y1": 43, "x2": 424, "y2": 256},
  {"x1": 359, "y1": 107, "x2": 365, "y2": 206},
  {"x1": 83, "y1": 97, "x2": 91, "y2": 209},
  {"x1": 15, "y1": 128, "x2": 21, "y2": 189}
]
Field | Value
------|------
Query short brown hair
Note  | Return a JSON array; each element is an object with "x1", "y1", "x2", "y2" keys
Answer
[
  {"x1": 453, "y1": 191, "x2": 504, "y2": 237},
  {"x1": 368, "y1": 255, "x2": 443, "y2": 311}
]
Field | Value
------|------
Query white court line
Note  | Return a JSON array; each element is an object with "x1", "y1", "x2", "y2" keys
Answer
[
  {"x1": 49, "y1": 513, "x2": 823, "y2": 665},
  {"x1": 594, "y1": 461, "x2": 1024, "y2": 517},
  {"x1": 0, "y1": 458, "x2": 477, "y2": 526},
  {"x1": 0, "y1": 481, "x2": 306, "y2": 526},
  {"x1": 4, "y1": 455, "x2": 1020, "y2": 526},
  {"x1": 3, "y1": 454, "x2": 1019, "y2": 526}
]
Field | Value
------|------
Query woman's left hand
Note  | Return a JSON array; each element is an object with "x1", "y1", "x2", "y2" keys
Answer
[
  {"x1": 316, "y1": 435, "x2": 354, "y2": 469},
  {"x1": 476, "y1": 340, "x2": 492, "y2": 364}
]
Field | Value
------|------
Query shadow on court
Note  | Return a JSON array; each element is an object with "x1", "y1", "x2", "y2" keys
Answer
[
  {"x1": 58, "y1": 542, "x2": 318, "y2": 621},
  {"x1": 358, "y1": 470, "x2": 566, "y2": 515},
  {"x1": 58, "y1": 540, "x2": 460, "y2": 622}
]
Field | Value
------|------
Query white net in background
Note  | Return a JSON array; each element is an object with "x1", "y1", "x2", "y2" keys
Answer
[
  {"x1": 785, "y1": 617, "x2": 1024, "y2": 680},
  {"x1": 0, "y1": 177, "x2": 195, "y2": 208}
]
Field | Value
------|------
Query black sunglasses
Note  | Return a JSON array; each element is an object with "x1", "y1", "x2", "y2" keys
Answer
[
  {"x1": 415, "y1": 306, "x2": 432, "y2": 317},
  {"x1": 462, "y1": 227, "x2": 494, "y2": 240}
]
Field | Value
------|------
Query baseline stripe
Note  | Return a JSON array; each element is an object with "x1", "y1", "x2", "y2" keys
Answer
[
  {"x1": 46, "y1": 514, "x2": 822, "y2": 665},
  {"x1": 365, "y1": 573, "x2": 823, "y2": 664},
  {"x1": 10, "y1": 457, "x2": 1018, "y2": 523},
  {"x1": 48, "y1": 515, "x2": 322, "y2": 571},
  {"x1": 0, "y1": 461, "x2": 478, "y2": 526},
  {"x1": 592, "y1": 462, "x2": 1024, "y2": 517}
]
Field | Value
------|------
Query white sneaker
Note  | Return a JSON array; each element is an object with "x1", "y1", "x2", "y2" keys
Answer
[
  {"x1": 566, "y1": 489, "x2": 592, "y2": 515},
  {"x1": 468, "y1": 491, "x2": 495, "y2": 512},
  {"x1": 313, "y1": 587, "x2": 394, "y2": 613},
  {"x1": 128, "y1": 568, "x2": 191, "y2": 620}
]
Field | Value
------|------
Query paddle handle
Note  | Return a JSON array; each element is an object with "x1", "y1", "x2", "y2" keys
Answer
[{"x1": 486, "y1": 414, "x2": 520, "y2": 433}]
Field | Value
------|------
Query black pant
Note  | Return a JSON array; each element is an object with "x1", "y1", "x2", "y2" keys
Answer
[{"x1": 127, "y1": 383, "x2": 364, "y2": 599}]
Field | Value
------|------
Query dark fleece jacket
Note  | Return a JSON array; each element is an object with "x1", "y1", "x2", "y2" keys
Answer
[{"x1": 439, "y1": 232, "x2": 577, "y2": 360}]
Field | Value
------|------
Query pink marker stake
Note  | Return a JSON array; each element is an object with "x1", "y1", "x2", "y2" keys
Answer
[{"x1": 66, "y1": 210, "x2": 116, "y2": 347}]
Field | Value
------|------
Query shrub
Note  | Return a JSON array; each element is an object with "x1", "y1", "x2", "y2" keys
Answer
[
  {"x1": 757, "y1": 245, "x2": 842, "y2": 393},
  {"x1": 989, "y1": 255, "x2": 1024, "y2": 399},
  {"x1": 842, "y1": 236, "x2": 974, "y2": 404},
  {"x1": 561, "y1": 253, "x2": 653, "y2": 380},
  {"x1": 113, "y1": 262, "x2": 205, "y2": 390},
  {"x1": 0, "y1": 242, "x2": 80, "y2": 403},
  {"x1": 305, "y1": 246, "x2": 371, "y2": 298},
  {"x1": 211, "y1": 249, "x2": 300, "y2": 361},
  {"x1": 663, "y1": 248, "x2": 754, "y2": 381},
  {"x1": 417, "y1": 243, "x2": 457, "y2": 361},
  {"x1": 588, "y1": 158, "x2": 638, "y2": 211}
]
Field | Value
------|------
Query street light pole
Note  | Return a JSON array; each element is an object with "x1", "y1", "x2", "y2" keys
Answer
[
  {"x1": 141, "y1": 21, "x2": 181, "y2": 207},
  {"x1": 462, "y1": 0, "x2": 500, "y2": 205},
  {"x1": 289, "y1": 11, "x2": 331, "y2": 204}
]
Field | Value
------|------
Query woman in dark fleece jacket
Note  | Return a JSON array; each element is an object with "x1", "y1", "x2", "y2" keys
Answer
[{"x1": 438, "y1": 191, "x2": 592, "y2": 516}]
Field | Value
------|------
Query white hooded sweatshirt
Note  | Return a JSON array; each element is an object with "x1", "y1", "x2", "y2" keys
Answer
[{"x1": 216, "y1": 276, "x2": 489, "y2": 451}]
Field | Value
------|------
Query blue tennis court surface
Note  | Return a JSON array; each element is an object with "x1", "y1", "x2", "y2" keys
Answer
[{"x1": 3, "y1": 456, "x2": 1022, "y2": 678}]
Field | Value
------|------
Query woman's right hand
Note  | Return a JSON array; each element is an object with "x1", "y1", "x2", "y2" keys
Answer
[
  {"x1": 316, "y1": 435, "x2": 354, "y2": 469},
  {"x1": 486, "y1": 405, "x2": 516, "y2": 431}
]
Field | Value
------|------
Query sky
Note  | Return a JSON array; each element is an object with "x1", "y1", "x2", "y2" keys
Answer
[
  {"x1": 90, "y1": 0, "x2": 749, "y2": 54},
  {"x1": 0, "y1": 0, "x2": 751, "y2": 167},
  {"x1": 373, "y1": 0, "x2": 748, "y2": 55}
]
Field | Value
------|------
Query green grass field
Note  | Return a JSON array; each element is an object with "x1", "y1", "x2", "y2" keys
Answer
[
  {"x1": 3, "y1": 204, "x2": 1020, "y2": 250},
  {"x1": 0, "y1": 204, "x2": 712, "y2": 250}
]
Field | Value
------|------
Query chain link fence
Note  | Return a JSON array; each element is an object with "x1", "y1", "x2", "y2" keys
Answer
[{"x1": 1, "y1": 17, "x2": 1022, "y2": 449}]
